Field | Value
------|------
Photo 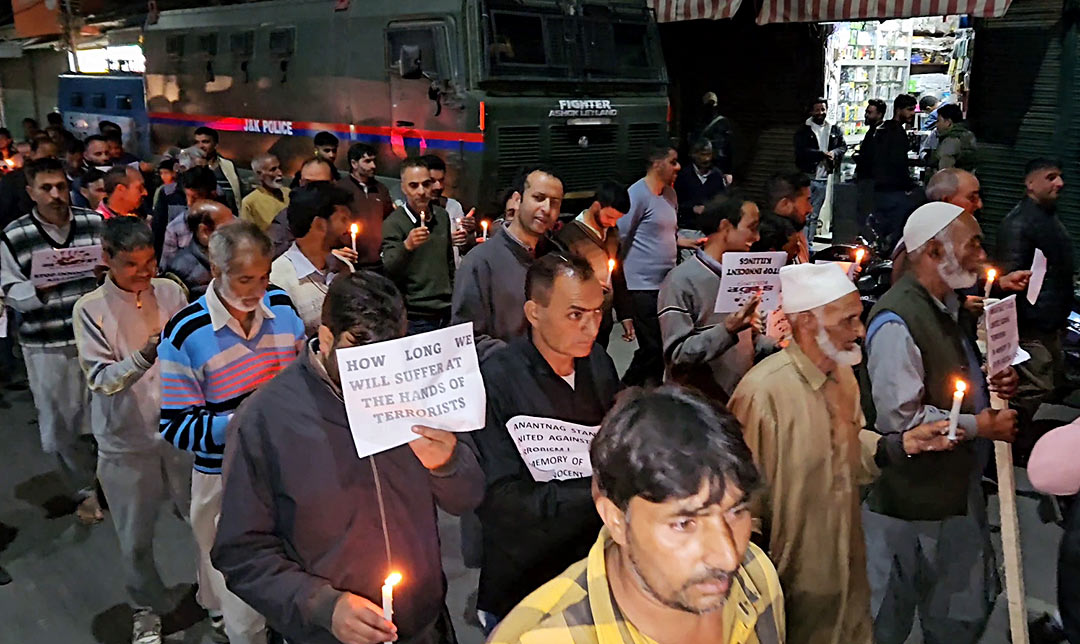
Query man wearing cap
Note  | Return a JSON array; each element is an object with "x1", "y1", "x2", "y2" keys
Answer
[
  {"x1": 730, "y1": 262, "x2": 956, "y2": 644},
  {"x1": 861, "y1": 202, "x2": 1019, "y2": 644}
]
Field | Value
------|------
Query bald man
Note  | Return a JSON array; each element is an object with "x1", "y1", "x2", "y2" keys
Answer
[
  {"x1": 162, "y1": 201, "x2": 236, "y2": 301},
  {"x1": 268, "y1": 157, "x2": 334, "y2": 258},
  {"x1": 240, "y1": 154, "x2": 289, "y2": 232}
]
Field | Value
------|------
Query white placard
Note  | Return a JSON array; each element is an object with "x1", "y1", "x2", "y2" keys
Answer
[
  {"x1": 505, "y1": 415, "x2": 599, "y2": 482},
  {"x1": 985, "y1": 295, "x2": 1019, "y2": 377},
  {"x1": 335, "y1": 322, "x2": 486, "y2": 459},
  {"x1": 30, "y1": 244, "x2": 102, "y2": 288},
  {"x1": 1027, "y1": 249, "x2": 1047, "y2": 306},
  {"x1": 714, "y1": 252, "x2": 786, "y2": 313}
]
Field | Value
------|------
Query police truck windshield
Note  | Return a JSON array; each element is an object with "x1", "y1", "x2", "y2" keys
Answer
[{"x1": 484, "y1": 1, "x2": 665, "y2": 82}]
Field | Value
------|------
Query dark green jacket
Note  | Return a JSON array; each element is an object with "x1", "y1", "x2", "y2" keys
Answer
[
  {"x1": 860, "y1": 274, "x2": 979, "y2": 520},
  {"x1": 933, "y1": 122, "x2": 978, "y2": 171},
  {"x1": 381, "y1": 203, "x2": 454, "y2": 315}
]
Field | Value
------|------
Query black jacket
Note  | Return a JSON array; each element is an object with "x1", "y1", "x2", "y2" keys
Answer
[
  {"x1": 996, "y1": 197, "x2": 1075, "y2": 333},
  {"x1": 793, "y1": 122, "x2": 847, "y2": 176},
  {"x1": 868, "y1": 120, "x2": 914, "y2": 192},
  {"x1": 673, "y1": 164, "x2": 727, "y2": 229},
  {"x1": 473, "y1": 336, "x2": 620, "y2": 617},
  {"x1": 213, "y1": 348, "x2": 485, "y2": 644}
]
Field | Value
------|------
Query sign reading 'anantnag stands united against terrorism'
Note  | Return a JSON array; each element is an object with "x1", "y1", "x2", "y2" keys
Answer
[{"x1": 505, "y1": 415, "x2": 600, "y2": 482}]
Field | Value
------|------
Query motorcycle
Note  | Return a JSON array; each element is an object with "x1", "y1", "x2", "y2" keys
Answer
[{"x1": 812, "y1": 238, "x2": 892, "y2": 320}]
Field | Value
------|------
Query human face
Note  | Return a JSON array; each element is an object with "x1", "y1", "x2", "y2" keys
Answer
[
  {"x1": 596, "y1": 205, "x2": 626, "y2": 229},
  {"x1": 86, "y1": 140, "x2": 110, "y2": 166},
  {"x1": 27, "y1": 170, "x2": 70, "y2": 219},
  {"x1": 300, "y1": 161, "x2": 333, "y2": 186},
  {"x1": 808, "y1": 292, "x2": 865, "y2": 366},
  {"x1": 942, "y1": 172, "x2": 983, "y2": 215},
  {"x1": 325, "y1": 204, "x2": 352, "y2": 250},
  {"x1": 895, "y1": 105, "x2": 916, "y2": 124},
  {"x1": 106, "y1": 245, "x2": 156, "y2": 293},
  {"x1": 401, "y1": 165, "x2": 432, "y2": 214},
  {"x1": 194, "y1": 133, "x2": 217, "y2": 158},
  {"x1": 527, "y1": 273, "x2": 605, "y2": 360},
  {"x1": 159, "y1": 167, "x2": 175, "y2": 185},
  {"x1": 316, "y1": 144, "x2": 338, "y2": 165},
  {"x1": 257, "y1": 157, "x2": 284, "y2": 190},
  {"x1": 1027, "y1": 167, "x2": 1064, "y2": 207},
  {"x1": 429, "y1": 168, "x2": 446, "y2": 199},
  {"x1": 81, "y1": 178, "x2": 107, "y2": 210},
  {"x1": 942, "y1": 213, "x2": 987, "y2": 287},
  {"x1": 32, "y1": 142, "x2": 59, "y2": 161},
  {"x1": 723, "y1": 202, "x2": 761, "y2": 252},
  {"x1": 777, "y1": 187, "x2": 813, "y2": 226},
  {"x1": 865, "y1": 105, "x2": 883, "y2": 127},
  {"x1": 514, "y1": 171, "x2": 563, "y2": 238},
  {"x1": 692, "y1": 144, "x2": 713, "y2": 171},
  {"x1": 213, "y1": 249, "x2": 271, "y2": 314},
  {"x1": 113, "y1": 170, "x2": 147, "y2": 214},
  {"x1": 810, "y1": 102, "x2": 827, "y2": 125},
  {"x1": 613, "y1": 480, "x2": 752, "y2": 615},
  {"x1": 107, "y1": 139, "x2": 124, "y2": 160},
  {"x1": 651, "y1": 149, "x2": 681, "y2": 186},
  {"x1": 351, "y1": 153, "x2": 376, "y2": 181},
  {"x1": 67, "y1": 149, "x2": 85, "y2": 173}
]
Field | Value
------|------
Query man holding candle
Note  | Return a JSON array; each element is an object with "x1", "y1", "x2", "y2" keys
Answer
[
  {"x1": 472, "y1": 254, "x2": 622, "y2": 632},
  {"x1": 556, "y1": 180, "x2": 633, "y2": 349},
  {"x1": 270, "y1": 183, "x2": 355, "y2": 336},
  {"x1": 212, "y1": 270, "x2": 485, "y2": 644},
  {"x1": 382, "y1": 157, "x2": 465, "y2": 335},
  {"x1": 338, "y1": 143, "x2": 393, "y2": 269},
  {"x1": 730, "y1": 262, "x2": 958, "y2": 644},
  {"x1": 451, "y1": 165, "x2": 563, "y2": 360},
  {"x1": 861, "y1": 201, "x2": 1019, "y2": 644},
  {"x1": 659, "y1": 195, "x2": 774, "y2": 402},
  {"x1": 491, "y1": 387, "x2": 785, "y2": 644}
]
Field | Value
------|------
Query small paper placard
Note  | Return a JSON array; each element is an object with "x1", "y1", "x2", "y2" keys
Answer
[
  {"x1": 714, "y1": 251, "x2": 786, "y2": 313},
  {"x1": 30, "y1": 244, "x2": 102, "y2": 288},
  {"x1": 985, "y1": 295, "x2": 1019, "y2": 377},
  {"x1": 505, "y1": 415, "x2": 599, "y2": 482}
]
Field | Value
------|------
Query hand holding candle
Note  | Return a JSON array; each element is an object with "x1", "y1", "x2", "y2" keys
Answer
[
  {"x1": 382, "y1": 572, "x2": 402, "y2": 623},
  {"x1": 947, "y1": 379, "x2": 966, "y2": 441},
  {"x1": 984, "y1": 268, "x2": 997, "y2": 299},
  {"x1": 606, "y1": 257, "x2": 615, "y2": 289},
  {"x1": 350, "y1": 223, "x2": 359, "y2": 254}
]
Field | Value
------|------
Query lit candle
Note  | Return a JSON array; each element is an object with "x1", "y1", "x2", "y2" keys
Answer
[
  {"x1": 419, "y1": 211, "x2": 427, "y2": 230},
  {"x1": 606, "y1": 257, "x2": 615, "y2": 289},
  {"x1": 381, "y1": 572, "x2": 401, "y2": 623},
  {"x1": 984, "y1": 268, "x2": 997, "y2": 299},
  {"x1": 349, "y1": 223, "x2": 359, "y2": 254},
  {"x1": 947, "y1": 379, "x2": 966, "y2": 441},
  {"x1": 854, "y1": 247, "x2": 866, "y2": 264},
  {"x1": 481, "y1": 220, "x2": 489, "y2": 241}
]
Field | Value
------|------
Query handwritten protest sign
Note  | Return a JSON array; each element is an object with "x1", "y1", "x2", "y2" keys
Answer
[
  {"x1": 30, "y1": 245, "x2": 102, "y2": 288},
  {"x1": 985, "y1": 296, "x2": 1019, "y2": 377},
  {"x1": 335, "y1": 322, "x2": 485, "y2": 459},
  {"x1": 1027, "y1": 249, "x2": 1047, "y2": 306},
  {"x1": 505, "y1": 415, "x2": 599, "y2": 482},
  {"x1": 714, "y1": 251, "x2": 786, "y2": 313}
]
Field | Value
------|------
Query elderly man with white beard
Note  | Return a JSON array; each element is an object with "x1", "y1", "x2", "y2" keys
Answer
[
  {"x1": 730, "y1": 263, "x2": 956, "y2": 644},
  {"x1": 860, "y1": 201, "x2": 1019, "y2": 644}
]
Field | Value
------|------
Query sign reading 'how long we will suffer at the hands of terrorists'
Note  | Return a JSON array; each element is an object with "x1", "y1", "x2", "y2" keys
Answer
[{"x1": 335, "y1": 322, "x2": 486, "y2": 459}]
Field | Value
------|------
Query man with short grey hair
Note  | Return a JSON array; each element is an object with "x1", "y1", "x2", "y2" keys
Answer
[
  {"x1": 240, "y1": 153, "x2": 289, "y2": 232},
  {"x1": 159, "y1": 221, "x2": 305, "y2": 644}
]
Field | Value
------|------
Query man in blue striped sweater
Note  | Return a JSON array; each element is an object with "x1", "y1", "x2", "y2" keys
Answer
[{"x1": 159, "y1": 221, "x2": 304, "y2": 644}]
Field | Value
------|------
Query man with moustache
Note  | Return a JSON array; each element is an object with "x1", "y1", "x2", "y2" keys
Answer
[
  {"x1": 240, "y1": 153, "x2": 290, "y2": 232},
  {"x1": 861, "y1": 202, "x2": 1019, "y2": 644},
  {"x1": 269, "y1": 157, "x2": 336, "y2": 258},
  {"x1": 730, "y1": 262, "x2": 958, "y2": 644}
]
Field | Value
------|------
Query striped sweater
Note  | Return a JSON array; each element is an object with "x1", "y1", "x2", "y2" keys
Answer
[{"x1": 159, "y1": 281, "x2": 305, "y2": 474}]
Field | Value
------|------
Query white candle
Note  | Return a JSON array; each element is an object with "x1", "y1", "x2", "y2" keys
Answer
[
  {"x1": 481, "y1": 220, "x2": 489, "y2": 241},
  {"x1": 984, "y1": 268, "x2": 997, "y2": 299},
  {"x1": 606, "y1": 258, "x2": 615, "y2": 289},
  {"x1": 350, "y1": 223, "x2": 359, "y2": 254},
  {"x1": 381, "y1": 572, "x2": 401, "y2": 623},
  {"x1": 947, "y1": 380, "x2": 966, "y2": 441}
]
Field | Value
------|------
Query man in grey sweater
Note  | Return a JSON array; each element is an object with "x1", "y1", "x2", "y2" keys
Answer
[
  {"x1": 451, "y1": 166, "x2": 563, "y2": 361},
  {"x1": 659, "y1": 195, "x2": 775, "y2": 403},
  {"x1": 73, "y1": 218, "x2": 194, "y2": 644}
]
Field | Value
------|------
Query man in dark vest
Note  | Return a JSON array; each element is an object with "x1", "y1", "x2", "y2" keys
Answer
[
  {"x1": 0, "y1": 157, "x2": 104, "y2": 523},
  {"x1": 861, "y1": 201, "x2": 1019, "y2": 644}
]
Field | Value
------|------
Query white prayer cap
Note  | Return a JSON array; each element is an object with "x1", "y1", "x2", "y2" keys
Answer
[
  {"x1": 903, "y1": 202, "x2": 965, "y2": 252},
  {"x1": 779, "y1": 263, "x2": 857, "y2": 313}
]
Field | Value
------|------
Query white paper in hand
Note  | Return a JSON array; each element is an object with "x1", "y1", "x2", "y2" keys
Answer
[
  {"x1": 335, "y1": 322, "x2": 486, "y2": 459},
  {"x1": 505, "y1": 415, "x2": 599, "y2": 482},
  {"x1": 1027, "y1": 248, "x2": 1047, "y2": 306},
  {"x1": 985, "y1": 296, "x2": 1020, "y2": 377},
  {"x1": 30, "y1": 244, "x2": 102, "y2": 288},
  {"x1": 715, "y1": 251, "x2": 786, "y2": 313}
]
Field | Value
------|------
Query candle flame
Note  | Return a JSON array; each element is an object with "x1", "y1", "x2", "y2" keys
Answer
[
  {"x1": 855, "y1": 248, "x2": 866, "y2": 263},
  {"x1": 986, "y1": 268, "x2": 997, "y2": 282},
  {"x1": 385, "y1": 572, "x2": 402, "y2": 587},
  {"x1": 955, "y1": 380, "x2": 967, "y2": 394},
  {"x1": 482, "y1": 220, "x2": 489, "y2": 229},
  {"x1": 350, "y1": 223, "x2": 359, "y2": 234},
  {"x1": 608, "y1": 258, "x2": 615, "y2": 271}
]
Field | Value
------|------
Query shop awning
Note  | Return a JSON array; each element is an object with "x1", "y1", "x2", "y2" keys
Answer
[
  {"x1": 647, "y1": 0, "x2": 743, "y2": 22},
  {"x1": 755, "y1": 0, "x2": 1012, "y2": 25}
]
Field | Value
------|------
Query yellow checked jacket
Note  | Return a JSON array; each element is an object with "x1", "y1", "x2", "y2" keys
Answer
[{"x1": 490, "y1": 528, "x2": 785, "y2": 644}]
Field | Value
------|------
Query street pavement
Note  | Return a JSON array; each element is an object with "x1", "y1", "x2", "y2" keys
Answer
[{"x1": 0, "y1": 330, "x2": 1070, "y2": 644}]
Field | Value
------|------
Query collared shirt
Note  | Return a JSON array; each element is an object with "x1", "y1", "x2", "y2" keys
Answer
[
  {"x1": 730, "y1": 342, "x2": 879, "y2": 644},
  {"x1": 240, "y1": 185, "x2": 290, "y2": 232},
  {"x1": 204, "y1": 278, "x2": 274, "y2": 341},
  {"x1": 502, "y1": 222, "x2": 536, "y2": 254},
  {"x1": 162, "y1": 213, "x2": 193, "y2": 266},
  {"x1": 575, "y1": 211, "x2": 607, "y2": 242},
  {"x1": 490, "y1": 527, "x2": 785, "y2": 644},
  {"x1": 270, "y1": 243, "x2": 332, "y2": 337}
]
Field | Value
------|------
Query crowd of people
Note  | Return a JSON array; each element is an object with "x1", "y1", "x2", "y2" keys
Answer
[{"x1": 0, "y1": 98, "x2": 1074, "y2": 644}]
